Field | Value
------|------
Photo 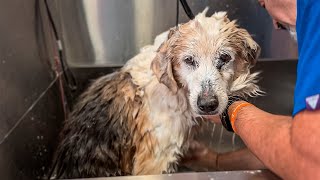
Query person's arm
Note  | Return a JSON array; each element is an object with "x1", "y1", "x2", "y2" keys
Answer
[{"x1": 231, "y1": 101, "x2": 320, "y2": 180}]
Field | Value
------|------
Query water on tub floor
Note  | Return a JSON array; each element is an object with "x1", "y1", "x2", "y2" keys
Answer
[
  {"x1": 196, "y1": 121, "x2": 245, "y2": 153},
  {"x1": 178, "y1": 121, "x2": 246, "y2": 172}
]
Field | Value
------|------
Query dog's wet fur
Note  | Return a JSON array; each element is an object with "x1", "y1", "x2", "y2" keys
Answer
[{"x1": 50, "y1": 9, "x2": 263, "y2": 178}]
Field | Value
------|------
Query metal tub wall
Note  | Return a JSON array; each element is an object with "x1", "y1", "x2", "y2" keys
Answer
[
  {"x1": 0, "y1": 0, "x2": 65, "y2": 180},
  {"x1": 56, "y1": 0, "x2": 297, "y2": 67}
]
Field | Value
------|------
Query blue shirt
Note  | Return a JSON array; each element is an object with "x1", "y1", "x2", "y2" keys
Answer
[{"x1": 293, "y1": 0, "x2": 320, "y2": 115}]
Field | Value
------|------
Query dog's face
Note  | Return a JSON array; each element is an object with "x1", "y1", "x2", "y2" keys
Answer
[{"x1": 152, "y1": 11, "x2": 260, "y2": 116}]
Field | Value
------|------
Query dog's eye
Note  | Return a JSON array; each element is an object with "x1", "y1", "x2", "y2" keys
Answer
[
  {"x1": 217, "y1": 53, "x2": 231, "y2": 70},
  {"x1": 219, "y1": 53, "x2": 231, "y2": 62},
  {"x1": 216, "y1": 61, "x2": 225, "y2": 70},
  {"x1": 184, "y1": 56, "x2": 197, "y2": 67}
]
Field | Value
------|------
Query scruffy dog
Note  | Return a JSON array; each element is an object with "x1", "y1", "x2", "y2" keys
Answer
[{"x1": 51, "y1": 9, "x2": 262, "y2": 178}]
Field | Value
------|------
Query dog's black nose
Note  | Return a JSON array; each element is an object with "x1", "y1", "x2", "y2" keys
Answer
[{"x1": 197, "y1": 95, "x2": 219, "y2": 114}]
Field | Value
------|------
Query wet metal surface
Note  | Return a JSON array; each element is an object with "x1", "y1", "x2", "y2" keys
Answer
[
  {"x1": 0, "y1": 0, "x2": 64, "y2": 180},
  {"x1": 56, "y1": 0, "x2": 297, "y2": 67},
  {"x1": 68, "y1": 170, "x2": 280, "y2": 180},
  {"x1": 0, "y1": 0, "x2": 56, "y2": 138},
  {"x1": 250, "y1": 60, "x2": 297, "y2": 115},
  {"x1": 0, "y1": 81, "x2": 64, "y2": 180}
]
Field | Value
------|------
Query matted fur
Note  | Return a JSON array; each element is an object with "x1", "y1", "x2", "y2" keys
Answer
[{"x1": 50, "y1": 9, "x2": 262, "y2": 179}]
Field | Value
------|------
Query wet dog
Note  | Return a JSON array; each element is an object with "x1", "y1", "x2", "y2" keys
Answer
[{"x1": 51, "y1": 9, "x2": 262, "y2": 178}]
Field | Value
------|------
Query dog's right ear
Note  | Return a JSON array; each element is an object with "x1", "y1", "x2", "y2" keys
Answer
[{"x1": 151, "y1": 29, "x2": 178, "y2": 93}]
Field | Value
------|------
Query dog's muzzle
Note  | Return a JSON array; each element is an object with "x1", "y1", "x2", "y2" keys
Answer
[
  {"x1": 197, "y1": 80, "x2": 219, "y2": 115},
  {"x1": 197, "y1": 94, "x2": 219, "y2": 114}
]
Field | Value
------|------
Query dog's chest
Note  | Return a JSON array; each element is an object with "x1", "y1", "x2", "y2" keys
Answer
[{"x1": 144, "y1": 82, "x2": 194, "y2": 159}]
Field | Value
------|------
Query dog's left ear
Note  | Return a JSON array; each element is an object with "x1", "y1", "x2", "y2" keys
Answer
[
  {"x1": 239, "y1": 29, "x2": 261, "y2": 67},
  {"x1": 231, "y1": 29, "x2": 263, "y2": 96},
  {"x1": 245, "y1": 39, "x2": 260, "y2": 67},
  {"x1": 151, "y1": 29, "x2": 178, "y2": 93}
]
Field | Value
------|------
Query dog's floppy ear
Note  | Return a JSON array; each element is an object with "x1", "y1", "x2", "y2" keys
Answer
[
  {"x1": 230, "y1": 29, "x2": 263, "y2": 97},
  {"x1": 244, "y1": 36, "x2": 260, "y2": 67},
  {"x1": 239, "y1": 29, "x2": 261, "y2": 67},
  {"x1": 151, "y1": 29, "x2": 178, "y2": 93},
  {"x1": 232, "y1": 28, "x2": 261, "y2": 75}
]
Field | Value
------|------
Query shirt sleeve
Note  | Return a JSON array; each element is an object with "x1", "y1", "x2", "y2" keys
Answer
[{"x1": 293, "y1": 0, "x2": 320, "y2": 115}]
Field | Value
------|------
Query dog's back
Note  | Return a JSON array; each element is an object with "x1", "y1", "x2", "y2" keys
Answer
[{"x1": 52, "y1": 72, "x2": 142, "y2": 178}]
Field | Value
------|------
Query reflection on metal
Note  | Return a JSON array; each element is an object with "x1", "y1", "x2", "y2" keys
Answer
[
  {"x1": 218, "y1": 126, "x2": 224, "y2": 151},
  {"x1": 209, "y1": 123, "x2": 216, "y2": 147},
  {"x1": 232, "y1": 133, "x2": 236, "y2": 151},
  {"x1": 70, "y1": 170, "x2": 280, "y2": 180},
  {"x1": 0, "y1": 0, "x2": 65, "y2": 179},
  {"x1": 56, "y1": 0, "x2": 297, "y2": 67}
]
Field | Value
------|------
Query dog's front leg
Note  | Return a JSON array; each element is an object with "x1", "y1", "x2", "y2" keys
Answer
[{"x1": 132, "y1": 132, "x2": 166, "y2": 175}]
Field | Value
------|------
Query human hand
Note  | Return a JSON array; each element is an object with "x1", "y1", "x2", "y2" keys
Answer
[
  {"x1": 181, "y1": 140, "x2": 219, "y2": 171},
  {"x1": 182, "y1": 141, "x2": 266, "y2": 171}
]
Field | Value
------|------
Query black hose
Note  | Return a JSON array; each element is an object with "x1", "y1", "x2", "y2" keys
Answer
[
  {"x1": 176, "y1": 0, "x2": 179, "y2": 27},
  {"x1": 179, "y1": 0, "x2": 195, "y2": 20},
  {"x1": 44, "y1": 0, "x2": 77, "y2": 92}
]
